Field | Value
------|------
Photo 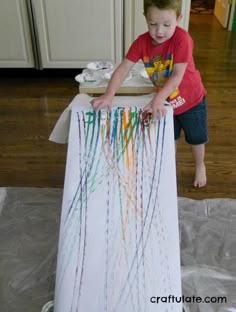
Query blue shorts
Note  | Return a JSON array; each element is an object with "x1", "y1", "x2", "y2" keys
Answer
[{"x1": 174, "y1": 96, "x2": 208, "y2": 145}]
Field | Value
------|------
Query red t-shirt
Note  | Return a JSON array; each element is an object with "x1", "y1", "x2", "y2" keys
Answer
[{"x1": 126, "y1": 26, "x2": 206, "y2": 115}]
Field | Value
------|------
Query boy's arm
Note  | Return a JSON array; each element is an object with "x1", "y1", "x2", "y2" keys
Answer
[
  {"x1": 145, "y1": 62, "x2": 187, "y2": 119},
  {"x1": 91, "y1": 58, "x2": 135, "y2": 110}
]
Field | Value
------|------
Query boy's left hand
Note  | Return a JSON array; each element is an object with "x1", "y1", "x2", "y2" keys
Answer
[{"x1": 144, "y1": 100, "x2": 167, "y2": 120}]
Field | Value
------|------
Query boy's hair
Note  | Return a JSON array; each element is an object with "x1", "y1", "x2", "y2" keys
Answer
[{"x1": 143, "y1": 0, "x2": 182, "y2": 17}]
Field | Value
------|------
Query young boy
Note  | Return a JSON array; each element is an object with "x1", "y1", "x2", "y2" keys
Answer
[{"x1": 91, "y1": 0, "x2": 208, "y2": 188}]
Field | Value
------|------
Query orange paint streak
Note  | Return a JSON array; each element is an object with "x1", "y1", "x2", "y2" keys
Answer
[{"x1": 123, "y1": 110, "x2": 130, "y2": 170}]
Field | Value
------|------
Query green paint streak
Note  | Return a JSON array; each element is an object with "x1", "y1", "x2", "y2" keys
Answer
[
  {"x1": 86, "y1": 111, "x2": 104, "y2": 195},
  {"x1": 85, "y1": 111, "x2": 96, "y2": 147}
]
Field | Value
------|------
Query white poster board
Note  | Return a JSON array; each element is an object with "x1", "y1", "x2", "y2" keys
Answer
[{"x1": 54, "y1": 95, "x2": 182, "y2": 312}]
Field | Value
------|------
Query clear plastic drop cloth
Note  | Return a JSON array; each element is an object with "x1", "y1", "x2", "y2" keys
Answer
[
  {"x1": 179, "y1": 197, "x2": 236, "y2": 312},
  {"x1": 0, "y1": 188, "x2": 235, "y2": 312},
  {"x1": 0, "y1": 187, "x2": 62, "y2": 312}
]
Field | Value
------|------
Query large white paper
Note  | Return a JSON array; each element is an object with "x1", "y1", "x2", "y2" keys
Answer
[{"x1": 54, "y1": 96, "x2": 182, "y2": 312}]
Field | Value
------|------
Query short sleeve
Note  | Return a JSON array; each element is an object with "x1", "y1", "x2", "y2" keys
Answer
[
  {"x1": 172, "y1": 29, "x2": 194, "y2": 64},
  {"x1": 125, "y1": 36, "x2": 143, "y2": 63}
]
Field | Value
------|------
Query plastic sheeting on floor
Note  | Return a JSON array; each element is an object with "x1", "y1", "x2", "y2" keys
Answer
[{"x1": 0, "y1": 187, "x2": 235, "y2": 312}]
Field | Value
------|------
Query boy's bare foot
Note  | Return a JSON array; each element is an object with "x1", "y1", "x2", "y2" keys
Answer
[{"x1": 193, "y1": 163, "x2": 207, "y2": 188}]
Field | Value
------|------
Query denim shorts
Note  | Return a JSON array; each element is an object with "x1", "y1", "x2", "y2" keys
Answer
[{"x1": 174, "y1": 96, "x2": 208, "y2": 145}]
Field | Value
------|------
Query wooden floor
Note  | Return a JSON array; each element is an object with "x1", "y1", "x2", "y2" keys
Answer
[{"x1": 0, "y1": 14, "x2": 235, "y2": 199}]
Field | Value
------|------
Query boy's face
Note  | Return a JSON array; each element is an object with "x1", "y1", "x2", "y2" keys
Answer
[{"x1": 146, "y1": 6, "x2": 182, "y2": 46}]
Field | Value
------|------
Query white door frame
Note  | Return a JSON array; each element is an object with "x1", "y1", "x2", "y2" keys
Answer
[
  {"x1": 181, "y1": 0, "x2": 191, "y2": 30},
  {"x1": 228, "y1": 0, "x2": 236, "y2": 30}
]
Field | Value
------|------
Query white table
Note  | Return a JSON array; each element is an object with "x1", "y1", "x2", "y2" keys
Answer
[
  {"x1": 78, "y1": 63, "x2": 155, "y2": 95},
  {"x1": 79, "y1": 75, "x2": 155, "y2": 95}
]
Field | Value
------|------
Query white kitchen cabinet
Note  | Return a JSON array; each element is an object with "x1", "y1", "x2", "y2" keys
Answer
[
  {"x1": 31, "y1": 0, "x2": 123, "y2": 68},
  {"x1": 0, "y1": 0, "x2": 35, "y2": 68},
  {"x1": 124, "y1": 0, "x2": 191, "y2": 53},
  {"x1": 0, "y1": 0, "x2": 191, "y2": 69}
]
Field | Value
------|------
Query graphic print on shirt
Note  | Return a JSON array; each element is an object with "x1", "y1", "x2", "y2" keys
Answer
[{"x1": 144, "y1": 53, "x2": 179, "y2": 100}]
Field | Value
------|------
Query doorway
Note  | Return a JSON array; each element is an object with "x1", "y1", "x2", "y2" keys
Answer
[
  {"x1": 189, "y1": 0, "x2": 219, "y2": 30},
  {"x1": 191, "y1": 0, "x2": 215, "y2": 15}
]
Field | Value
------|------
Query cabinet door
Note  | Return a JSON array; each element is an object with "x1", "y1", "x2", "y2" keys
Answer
[
  {"x1": 32, "y1": 0, "x2": 122, "y2": 68},
  {"x1": 124, "y1": 0, "x2": 191, "y2": 54},
  {"x1": 0, "y1": 0, "x2": 35, "y2": 68}
]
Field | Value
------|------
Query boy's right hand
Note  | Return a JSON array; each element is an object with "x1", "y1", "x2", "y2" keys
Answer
[{"x1": 90, "y1": 94, "x2": 113, "y2": 111}]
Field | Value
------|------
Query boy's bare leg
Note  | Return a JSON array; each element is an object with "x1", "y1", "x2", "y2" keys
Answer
[{"x1": 191, "y1": 144, "x2": 207, "y2": 187}]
